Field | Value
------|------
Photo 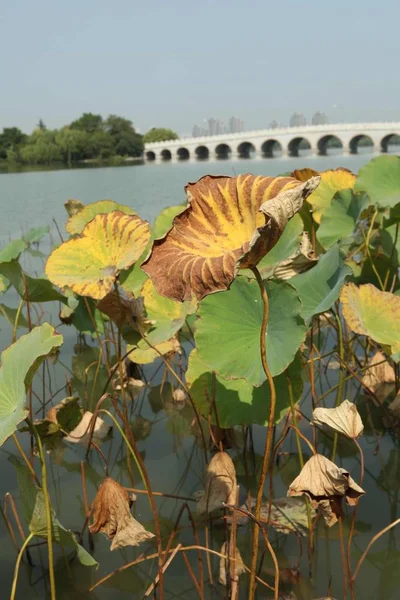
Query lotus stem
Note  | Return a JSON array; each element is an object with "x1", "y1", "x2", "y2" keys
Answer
[
  {"x1": 27, "y1": 420, "x2": 56, "y2": 600},
  {"x1": 248, "y1": 266, "x2": 277, "y2": 600},
  {"x1": 331, "y1": 309, "x2": 345, "y2": 461},
  {"x1": 352, "y1": 518, "x2": 400, "y2": 582},
  {"x1": 10, "y1": 532, "x2": 34, "y2": 600},
  {"x1": 347, "y1": 437, "x2": 365, "y2": 599}
]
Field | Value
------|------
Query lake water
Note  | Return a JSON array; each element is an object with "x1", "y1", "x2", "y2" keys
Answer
[{"x1": 0, "y1": 152, "x2": 399, "y2": 599}]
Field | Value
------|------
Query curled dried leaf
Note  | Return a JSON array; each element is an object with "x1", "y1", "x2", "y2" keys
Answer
[
  {"x1": 64, "y1": 411, "x2": 111, "y2": 444},
  {"x1": 312, "y1": 400, "x2": 363, "y2": 439},
  {"x1": 197, "y1": 452, "x2": 237, "y2": 515},
  {"x1": 97, "y1": 290, "x2": 154, "y2": 333},
  {"x1": 272, "y1": 232, "x2": 318, "y2": 280},
  {"x1": 287, "y1": 454, "x2": 365, "y2": 526},
  {"x1": 89, "y1": 478, "x2": 154, "y2": 550},
  {"x1": 218, "y1": 541, "x2": 246, "y2": 586}
]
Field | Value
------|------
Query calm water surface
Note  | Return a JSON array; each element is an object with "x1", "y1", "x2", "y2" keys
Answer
[{"x1": 0, "y1": 153, "x2": 399, "y2": 599}]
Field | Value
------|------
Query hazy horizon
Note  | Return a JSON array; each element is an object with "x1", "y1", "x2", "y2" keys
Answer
[{"x1": 2, "y1": 0, "x2": 400, "y2": 136}]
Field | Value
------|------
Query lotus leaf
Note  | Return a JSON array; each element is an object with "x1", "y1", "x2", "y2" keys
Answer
[
  {"x1": 46, "y1": 211, "x2": 150, "y2": 299},
  {"x1": 142, "y1": 173, "x2": 320, "y2": 301},
  {"x1": 354, "y1": 155, "x2": 400, "y2": 208},
  {"x1": 66, "y1": 200, "x2": 136, "y2": 234},
  {"x1": 0, "y1": 324, "x2": 63, "y2": 446},
  {"x1": 340, "y1": 283, "x2": 400, "y2": 356}
]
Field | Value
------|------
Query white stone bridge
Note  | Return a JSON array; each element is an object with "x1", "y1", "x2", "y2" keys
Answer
[{"x1": 144, "y1": 122, "x2": 400, "y2": 161}]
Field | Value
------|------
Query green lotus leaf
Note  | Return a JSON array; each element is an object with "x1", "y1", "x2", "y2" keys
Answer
[
  {"x1": 66, "y1": 200, "x2": 136, "y2": 235},
  {"x1": 0, "y1": 303, "x2": 29, "y2": 329},
  {"x1": 317, "y1": 189, "x2": 370, "y2": 250},
  {"x1": 195, "y1": 277, "x2": 306, "y2": 386},
  {"x1": 0, "y1": 238, "x2": 27, "y2": 262},
  {"x1": 0, "y1": 324, "x2": 63, "y2": 446},
  {"x1": 291, "y1": 246, "x2": 352, "y2": 323},
  {"x1": 140, "y1": 279, "x2": 197, "y2": 345},
  {"x1": 0, "y1": 260, "x2": 66, "y2": 303},
  {"x1": 186, "y1": 350, "x2": 303, "y2": 427},
  {"x1": 23, "y1": 225, "x2": 50, "y2": 245},
  {"x1": 0, "y1": 275, "x2": 9, "y2": 294},
  {"x1": 354, "y1": 155, "x2": 400, "y2": 209}
]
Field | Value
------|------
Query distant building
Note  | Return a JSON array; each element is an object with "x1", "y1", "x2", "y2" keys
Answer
[
  {"x1": 290, "y1": 113, "x2": 307, "y2": 127},
  {"x1": 228, "y1": 116, "x2": 244, "y2": 134},
  {"x1": 268, "y1": 120, "x2": 279, "y2": 129},
  {"x1": 312, "y1": 111, "x2": 329, "y2": 125},
  {"x1": 192, "y1": 124, "x2": 208, "y2": 137}
]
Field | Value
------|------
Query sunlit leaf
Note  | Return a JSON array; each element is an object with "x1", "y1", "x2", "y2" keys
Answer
[
  {"x1": 186, "y1": 350, "x2": 303, "y2": 427},
  {"x1": 295, "y1": 168, "x2": 356, "y2": 223},
  {"x1": 46, "y1": 211, "x2": 150, "y2": 299},
  {"x1": 195, "y1": 277, "x2": 306, "y2": 386},
  {"x1": 0, "y1": 274, "x2": 9, "y2": 293},
  {"x1": 317, "y1": 189, "x2": 370, "y2": 249},
  {"x1": 152, "y1": 204, "x2": 186, "y2": 240},
  {"x1": 66, "y1": 200, "x2": 136, "y2": 235},
  {"x1": 341, "y1": 283, "x2": 400, "y2": 356},
  {"x1": 142, "y1": 174, "x2": 320, "y2": 301},
  {"x1": 0, "y1": 238, "x2": 27, "y2": 262},
  {"x1": 312, "y1": 399, "x2": 363, "y2": 439},
  {"x1": 12, "y1": 457, "x2": 97, "y2": 567},
  {"x1": 291, "y1": 246, "x2": 351, "y2": 323},
  {"x1": 355, "y1": 155, "x2": 400, "y2": 208},
  {"x1": 0, "y1": 324, "x2": 63, "y2": 446}
]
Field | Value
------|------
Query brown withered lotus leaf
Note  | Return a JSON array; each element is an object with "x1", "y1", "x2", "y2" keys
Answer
[
  {"x1": 312, "y1": 400, "x2": 363, "y2": 439},
  {"x1": 97, "y1": 289, "x2": 153, "y2": 333},
  {"x1": 89, "y1": 478, "x2": 154, "y2": 550},
  {"x1": 218, "y1": 541, "x2": 246, "y2": 586},
  {"x1": 287, "y1": 454, "x2": 365, "y2": 526},
  {"x1": 197, "y1": 451, "x2": 237, "y2": 515},
  {"x1": 142, "y1": 173, "x2": 320, "y2": 301}
]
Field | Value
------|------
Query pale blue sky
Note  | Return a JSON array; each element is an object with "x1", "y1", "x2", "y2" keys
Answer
[{"x1": 1, "y1": 0, "x2": 399, "y2": 135}]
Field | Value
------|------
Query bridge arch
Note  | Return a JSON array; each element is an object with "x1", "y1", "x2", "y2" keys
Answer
[
  {"x1": 288, "y1": 137, "x2": 312, "y2": 157},
  {"x1": 195, "y1": 145, "x2": 209, "y2": 160},
  {"x1": 349, "y1": 135, "x2": 374, "y2": 154},
  {"x1": 261, "y1": 139, "x2": 282, "y2": 158},
  {"x1": 317, "y1": 135, "x2": 344, "y2": 156},
  {"x1": 177, "y1": 147, "x2": 190, "y2": 160},
  {"x1": 237, "y1": 141, "x2": 256, "y2": 158},
  {"x1": 146, "y1": 150, "x2": 156, "y2": 161},
  {"x1": 215, "y1": 143, "x2": 232, "y2": 159},
  {"x1": 381, "y1": 134, "x2": 400, "y2": 153},
  {"x1": 160, "y1": 149, "x2": 172, "y2": 161}
]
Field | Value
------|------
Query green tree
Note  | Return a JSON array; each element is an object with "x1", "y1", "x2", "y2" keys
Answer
[
  {"x1": 55, "y1": 128, "x2": 87, "y2": 166},
  {"x1": 37, "y1": 119, "x2": 46, "y2": 130},
  {"x1": 143, "y1": 127, "x2": 179, "y2": 143},
  {"x1": 105, "y1": 115, "x2": 144, "y2": 157},
  {"x1": 82, "y1": 131, "x2": 115, "y2": 159},
  {"x1": 20, "y1": 129, "x2": 62, "y2": 165},
  {"x1": 0, "y1": 127, "x2": 27, "y2": 160},
  {"x1": 71, "y1": 113, "x2": 103, "y2": 134}
]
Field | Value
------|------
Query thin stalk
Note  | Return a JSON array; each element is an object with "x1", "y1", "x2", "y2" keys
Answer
[
  {"x1": 248, "y1": 266, "x2": 276, "y2": 600},
  {"x1": 352, "y1": 518, "x2": 400, "y2": 582},
  {"x1": 10, "y1": 532, "x2": 34, "y2": 600},
  {"x1": 361, "y1": 208, "x2": 385, "y2": 290},
  {"x1": 27, "y1": 420, "x2": 56, "y2": 600},
  {"x1": 12, "y1": 299, "x2": 24, "y2": 343},
  {"x1": 347, "y1": 437, "x2": 365, "y2": 599},
  {"x1": 331, "y1": 309, "x2": 345, "y2": 461},
  {"x1": 12, "y1": 433, "x2": 40, "y2": 485},
  {"x1": 338, "y1": 517, "x2": 348, "y2": 599}
]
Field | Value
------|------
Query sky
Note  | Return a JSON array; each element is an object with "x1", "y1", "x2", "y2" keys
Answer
[{"x1": 1, "y1": 0, "x2": 400, "y2": 136}]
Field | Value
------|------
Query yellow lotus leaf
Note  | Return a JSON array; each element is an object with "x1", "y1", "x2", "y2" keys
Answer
[
  {"x1": 142, "y1": 173, "x2": 320, "y2": 301},
  {"x1": 66, "y1": 200, "x2": 136, "y2": 235},
  {"x1": 294, "y1": 168, "x2": 356, "y2": 223},
  {"x1": 46, "y1": 211, "x2": 150, "y2": 299},
  {"x1": 340, "y1": 283, "x2": 400, "y2": 355}
]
